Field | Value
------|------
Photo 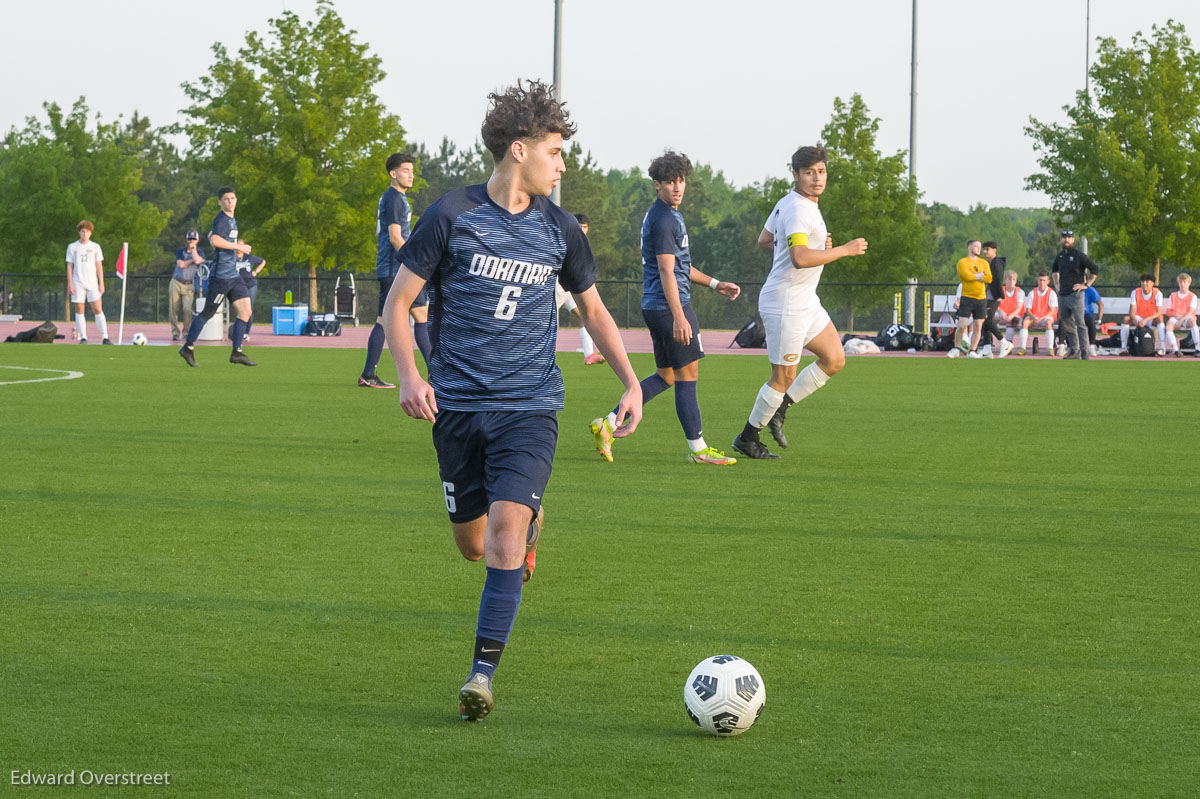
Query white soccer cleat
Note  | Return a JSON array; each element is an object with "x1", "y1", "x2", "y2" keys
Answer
[
  {"x1": 966, "y1": 350, "x2": 984, "y2": 359},
  {"x1": 946, "y1": 348, "x2": 961, "y2": 358},
  {"x1": 999, "y1": 340, "x2": 1014, "y2": 358}
]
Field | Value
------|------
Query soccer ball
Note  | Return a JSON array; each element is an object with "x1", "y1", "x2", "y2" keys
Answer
[
  {"x1": 131, "y1": 332, "x2": 147, "y2": 346},
  {"x1": 683, "y1": 655, "x2": 765, "y2": 736}
]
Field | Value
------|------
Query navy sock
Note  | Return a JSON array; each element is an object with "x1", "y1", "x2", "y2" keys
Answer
[
  {"x1": 612, "y1": 373, "x2": 671, "y2": 418},
  {"x1": 674, "y1": 380, "x2": 702, "y2": 440},
  {"x1": 471, "y1": 636, "x2": 505, "y2": 680},
  {"x1": 413, "y1": 321, "x2": 432, "y2": 367},
  {"x1": 231, "y1": 318, "x2": 248, "y2": 351},
  {"x1": 471, "y1": 565, "x2": 524, "y2": 678},
  {"x1": 184, "y1": 313, "x2": 206, "y2": 346},
  {"x1": 362, "y1": 323, "x2": 385, "y2": 377}
]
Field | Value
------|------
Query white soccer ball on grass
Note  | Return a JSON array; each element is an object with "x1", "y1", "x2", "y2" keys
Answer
[
  {"x1": 683, "y1": 655, "x2": 765, "y2": 736},
  {"x1": 131, "y1": 332, "x2": 147, "y2": 346}
]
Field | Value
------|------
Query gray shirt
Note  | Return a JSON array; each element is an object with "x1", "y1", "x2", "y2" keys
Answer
[{"x1": 173, "y1": 247, "x2": 205, "y2": 283}]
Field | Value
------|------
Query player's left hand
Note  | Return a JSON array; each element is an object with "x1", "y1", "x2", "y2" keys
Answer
[
  {"x1": 399, "y1": 378, "x2": 438, "y2": 422},
  {"x1": 716, "y1": 282, "x2": 741, "y2": 301}
]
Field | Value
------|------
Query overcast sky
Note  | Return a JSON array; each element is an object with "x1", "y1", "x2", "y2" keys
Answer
[{"x1": 5, "y1": 0, "x2": 1198, "y2": 210}]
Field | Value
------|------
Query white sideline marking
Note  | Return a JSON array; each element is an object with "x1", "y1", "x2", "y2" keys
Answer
[{"x1": 0, "y1": 365, "x2": 85, "y2": 386}]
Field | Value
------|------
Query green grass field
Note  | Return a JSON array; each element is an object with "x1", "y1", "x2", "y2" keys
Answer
[{"x1": 2, "y1": 346, "x2": 1198, "y2": 797}]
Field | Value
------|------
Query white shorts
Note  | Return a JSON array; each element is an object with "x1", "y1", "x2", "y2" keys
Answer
[
  {"x1": 71, "y1": 285, "x2": 101, "y2": 303},
  {"x1": 555, "y1": 284, "x2": 577, "y2": 313},
  {"x1": 762, "y1": 305, "x2": 832, "y2": 365}
]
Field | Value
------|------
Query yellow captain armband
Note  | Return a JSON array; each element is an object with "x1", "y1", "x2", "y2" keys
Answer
[{"x1": 786, "y1": 232, "x2": 809, "y2": 248}]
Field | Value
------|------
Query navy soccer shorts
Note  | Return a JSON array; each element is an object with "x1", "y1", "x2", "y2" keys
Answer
[
  {"x1": 431, "y1": 410, "x2": 558, "y2": 523},
  {"x1": 643, "y1": 304, "x2": 704, "y2": 369},
  {"x1": 378, "y1": 276, "x2": 428, "y2": 317},
  {"x1": 207, "y1": 274, "x2": 250, "y2": 307}
]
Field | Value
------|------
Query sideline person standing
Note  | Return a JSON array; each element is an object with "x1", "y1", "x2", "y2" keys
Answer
[
  {"x1": 170, "y1": 230, "x2": 205, "y2": 341},
  {"x1": 1051, "y1": 229, "x2": 1099, "y2": 359},
  {"x1": 66, "y1": 221, "x2": 110, "y2": 344}
]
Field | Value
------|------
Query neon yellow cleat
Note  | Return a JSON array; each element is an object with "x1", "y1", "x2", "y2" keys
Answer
[
  {"x1": 589, "y1": 417, "x2": 614, "y2": 463},
  {"x1": 688, "y1": 446, "x2": 737, "y2": 466}
]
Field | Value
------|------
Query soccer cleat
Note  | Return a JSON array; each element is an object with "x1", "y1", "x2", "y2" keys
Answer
[
  {"x1": 731, "y1": 435, "x2": 780, "y2": 460},
  {"x1": 230, "y1": 350, "x2": 257, "y2": 366},
  {"x1": 1089, "y1": 344, "x2": 1099, "y2": 357},
  {"x1": 589, "y1": 417, "x2": 614, "y2": 463},
  {"x1": 358, "y1": 374, "x2": 396, "y2": 388},
  {"x1": 688, "y1": 446, "x2": 737, "y2": 466},
  {"x1": 172, "y1": 332, "x2": 181, "y2": 341},
  {"x1": 101, "y1": 338, "x2": 113, "y2": 345},
  {"x1": 79, "y1": 339, "x2": 88, "y2": 345},
  {"x1": 524, "y1": 506, "x2": 543, "y2": 583},
  {"x1": 946, "y1": 348, "x2": 961, "y2": 358},
  {"x1": 1118, "y1": 349, "x2": 1129, "y2": 357},
  {"x1": 767, "y1": 409, "x2": 788, "y2": 449},
  {"x1": 458, "y1": 672, "x2": 494, "y2": 722},
  {"x1": 1174, "y1": 350, "x2": 1182, "y2": 358},
  {"x1": 583, "y1": 352, "x2": 606, "y2": 365},
  {"x1": 1156, "y1": 349, "x2": 1165, "y2": 357},
  {"x1": 966, "y1": 350, "x2": 983, "y2": 359},
  {"x1": 1016, "y1": 348, "x2": 1026, "y2": 356},
  {"x1": 178, "y1": 345, "x2": 197, "y2": 367},
  {"x1": 999, "y1": 340, "x2": 1014, "y2": 358}
]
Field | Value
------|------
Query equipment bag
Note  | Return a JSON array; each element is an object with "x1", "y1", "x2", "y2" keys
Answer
[
  {"x1": 874, "y1": 323, "x2": 915, "y2": 351},
  {"x1": 731, "y1": 317, "x2": 766, "y2": 348},
  {"x1": 5, "y1": 321, "x2": 58, "y2": 343},
  {"x1": 1129, "y1": 326, "x2": 1156, "y2": 356},
  {"x1": 303, "y1": 318, "x2": 342, "y2": 337}
]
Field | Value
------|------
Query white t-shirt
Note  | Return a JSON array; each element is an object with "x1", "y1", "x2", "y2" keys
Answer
[
  {"x1": 758, "y1": 190, "x2": 826, "y2": 316},
  {"x1": 66, "y1": 240, "x2": 104, "y2": 289}
]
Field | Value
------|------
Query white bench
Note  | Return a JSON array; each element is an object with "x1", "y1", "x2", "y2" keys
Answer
[
  {"x1": 0, "y1": 314, "x2": 22, "y2": 323},
  {"x1": 927, "y1": 294, "x2": 1132, "y2": 333}
]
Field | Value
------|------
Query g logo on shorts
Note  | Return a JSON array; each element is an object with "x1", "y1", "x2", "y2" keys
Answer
[{"x1": 784, "y1": 353, "x2": 800, "y2": 363}]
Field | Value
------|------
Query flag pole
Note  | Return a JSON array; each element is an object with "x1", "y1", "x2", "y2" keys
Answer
[{"x1": 117, "y1": 242, "x2": 128, "y2": 344}]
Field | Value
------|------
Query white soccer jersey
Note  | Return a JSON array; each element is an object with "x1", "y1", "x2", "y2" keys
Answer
[
  {"x1": 758, "y1": 191, "x2": 826, "y2": 316},
  {"x1": 66, "y1": 240, "x2": 104, "y2": 289}
]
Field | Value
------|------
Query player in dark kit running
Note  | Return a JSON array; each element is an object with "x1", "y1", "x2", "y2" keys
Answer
[
  {"x1": 361, "y1": 152, "x2": 427, "y2": 388},
  {"x1": 381, "y1": 80, "x2": 642, "y2": 722},
  {"x1": 179, "y1": 187, "x2": 256, "y2": 367}
]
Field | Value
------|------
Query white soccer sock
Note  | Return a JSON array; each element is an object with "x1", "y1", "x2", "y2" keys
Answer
[
  {"x1": 1192, "y1": 326, "x2": 1200, "y2": 347},
  {"x1": 75, "y1": 313, "x2": 87, "y2": 341},
  {"x1": 785, "y1": 362, "x2": 829, "y2": 404},
  {"x1": 579, "y1": 326, "x2": 595, "y2": 357},
  {"x1": 1019, "y1": 328, "x2": 1028, "y2": 349},
  {"x1": 748, "y1": 384, "x2": 786, "y2": 428},
  {"x1": 95, "y1": 313, "x2": 109, "y2": 340},
  {"x1": 1169, "y1": 325, "x2": 1180, "y2": 351},
  {"x1": 1157, "y1": 323, "x2": 1166, "y2": 349},
  {"x1": 688, "y1": 437, "x2": 707, "y2": 452},
  {"x1": 1120, "y1": 324, "x2": 1129, "y2": 349},
  {"x1": 605, "y1": 411, "x2": 618, "y2": 429},
  {"x1": 1045, "y1": 330, "x2": 1054, "y2": 352}
]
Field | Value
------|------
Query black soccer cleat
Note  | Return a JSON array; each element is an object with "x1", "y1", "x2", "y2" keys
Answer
[
  {"x1": 732, "y1": 435, "x2": 780, "y2": 460},
  {"x1": 101, "y1": 338, "x2": 113, "y2": 345},
  {"x1": 178, "y1": 345, "x2": 197, "y2": 367},
  {"x1": 230, "y1": 350, "x2": 257, "y2": 367},
  {"x1": 767, "y1": 411, "x2": 788, "y2": 449},
  {"x1": 358, "y1": 374, "x2": 396, "y2": 388}
]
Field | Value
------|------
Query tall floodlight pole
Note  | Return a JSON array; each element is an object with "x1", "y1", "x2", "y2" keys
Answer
[
  {"x1": 550, "y1": 0, "x2": 564, "y2": 207},
  {"x1": 905, "y1": 0, "x2": 918, "y2": 326},
  {"x1": 1082, "y1": 0, "x2": 1090, "y2": 255}
]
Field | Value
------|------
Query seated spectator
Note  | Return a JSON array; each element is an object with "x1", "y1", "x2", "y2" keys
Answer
[
  {"x1": 1018, "y1": 270, "x2": 1057, "y2": 356},
  {"x1": 1120, "y1": 273, "x2": 1165, "y2": 356},
  {"x1": 1083, "y1": 283, "x2": 1103, "y2": 357},
  {"x1": 1164, "y1": 272, "x2": 1199, "y2": 357},
  {"x1": 995, "y1": 270, "x2": 1025, "y2": 343}
]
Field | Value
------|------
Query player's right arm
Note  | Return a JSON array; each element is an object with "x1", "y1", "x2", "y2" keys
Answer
[
  {"x1": 65, "y1": 259, "x2": 74, "y2": 296},
  {"x1": 382, "y1": 267, "x2": 437, "y2": 422},
  {"x1": 756, "y1": 228, "x2": 773, "y2": 251}
]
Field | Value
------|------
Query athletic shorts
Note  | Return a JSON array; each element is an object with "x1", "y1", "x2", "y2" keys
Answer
[
  {"x1": 206, "y1": 274, "x2": 250, "y2": 308},
  {"x1": 957, "y1": 296, "x2": 987, "y2": 320},
  {"x1": 555, "y1": 283, "x2": 577, "y2": 313},
  {"x1": 642, "y1": 304, "x2": 704, "y2": 369},
  {"x1": 762, "y1": 305, "x2": 832, "y2": 366},
  {"x1": 71, "y1": 285, "x2": 101, "y2": 303},
  {"x1": 1026, "y1": 315, "x2": 1055, "y2": 328},
  {"x1": 431, "y1": 410, "x2": 558, "y2": 523},
  {"x1": 378, "y1": 276, "x2": 428, "y2": 317}
]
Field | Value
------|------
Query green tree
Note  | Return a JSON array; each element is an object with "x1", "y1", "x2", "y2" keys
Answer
[
  {"x1": 1026, "y1": 20, "x2": 1200, "y2": 283},
  {"x1": 0, "y1": 99, "x2": 168, "y2": 276},
  {"x1": 409, "y1": 137, "x2": 491, "y2": 216},
  {"x1": 181, "y1": 0, "x2": 409, "y2": 307},
  {"x1": 817, "y1": 94, "x2": 933, "y2": 330}
]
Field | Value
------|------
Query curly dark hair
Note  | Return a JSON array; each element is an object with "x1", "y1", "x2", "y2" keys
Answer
[
  {"x1": 791, "y1": 145, "x2": 828, "y2": 172},
  {"x1": 480, "y1": 80, "x2": 576, "y2": 161},
  {"x1": 647, "y1": 151, "x2": 692, "y2": 183}
]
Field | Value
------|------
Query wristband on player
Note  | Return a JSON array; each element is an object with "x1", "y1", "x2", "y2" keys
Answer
[{"x1": 708, "y1": 276, "x2": 721, "y2": 289}]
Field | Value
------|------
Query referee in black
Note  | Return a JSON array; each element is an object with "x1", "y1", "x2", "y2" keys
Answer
[
  {"x1": 980, "y1": 241, "x2": 1011, "y2": 357},
  {"x1": 1052, "y1": 230, "x2": 1099, "y2": 360}
]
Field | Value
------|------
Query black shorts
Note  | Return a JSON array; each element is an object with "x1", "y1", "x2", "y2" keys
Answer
[
  {"x1": 957, "y1": 296, "x2": 987, "y2": 320},
  {"x1": 378, "y1": 276, "x2": 428, "y2": 317},
  {"x1": 207, "y1": 274, "x2": 250, "y2": 306},
  {"x1": 643, "y1": 304, "x2": 704, "y2": 369},
  {"x1": 431, "y1": 410, "x2": 558, "y2": 523}
]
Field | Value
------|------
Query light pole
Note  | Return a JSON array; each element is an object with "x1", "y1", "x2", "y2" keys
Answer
[
  {"x1": 550, "y1": 0, "x2": 564, "y2": 207},
  {"x1": 906, "y1": 0, "x2": 918, "y2": 326}
]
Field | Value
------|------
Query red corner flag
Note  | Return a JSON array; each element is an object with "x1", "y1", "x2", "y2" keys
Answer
[{"x1": 115, "y1": 242, "x2": 128, "y2": 280}]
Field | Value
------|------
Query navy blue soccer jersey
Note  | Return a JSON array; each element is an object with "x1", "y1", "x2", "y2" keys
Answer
[
  {"x1": 209, "y1": 212, "x2": 240, "y2": 280},
  {"x1": 398, "y1": 184, "x2": 597, "y2": 412},
  {"x1": 376, "y1": 187, "x2": 412, "y2": 278},
  {"x1": 641, "y1": 198, "x2": 692, "y2": 311}
]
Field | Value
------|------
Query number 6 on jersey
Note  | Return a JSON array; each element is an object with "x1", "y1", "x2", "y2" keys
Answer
[{"x1": 494, "y1": 285, "x2": 522, "y2": 320}]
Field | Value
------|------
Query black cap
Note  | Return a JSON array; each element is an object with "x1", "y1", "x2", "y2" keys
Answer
[
  {"x1": 1060, "y1": 229, "x2": 1074, "y2": 237},
  {"x1": 186, "y1": 230, "x2": 199, "y2": 239}
]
